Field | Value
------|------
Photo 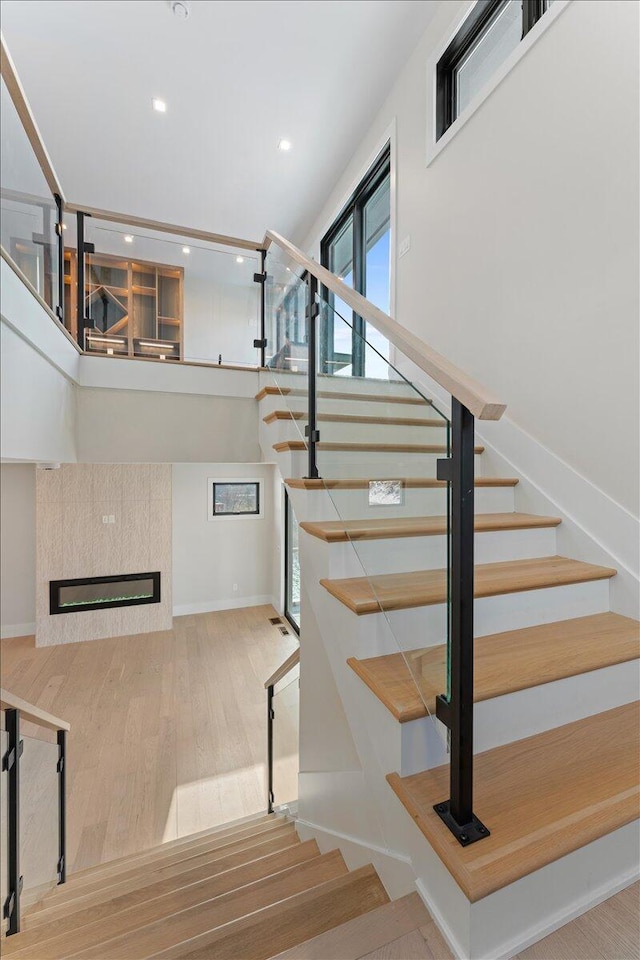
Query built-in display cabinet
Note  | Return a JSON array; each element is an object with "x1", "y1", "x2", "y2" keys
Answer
[{"x1": 64, "y1": 250, "x2": 183, "y2": 360}]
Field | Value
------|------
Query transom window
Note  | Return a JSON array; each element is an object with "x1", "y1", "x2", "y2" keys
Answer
[
  {"x1": 437, "y1": 0, "x2": 556, "y2": 140},
  {"x1": 209, "y1": 480, "x2": 261, "y2": 518}
]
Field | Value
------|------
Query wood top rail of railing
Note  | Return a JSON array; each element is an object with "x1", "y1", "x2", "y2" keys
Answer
[
  {"x1": 65, "y1": 203, "x2": 265, "y2": 253},
  {"x1": 263, "y1": 229, "x2": 506, "y2": 421},
  {"x1": 264, "y1": 648, "x2": 300, "y2": 689},
  {"x1": 1, "y1": 34, "x2": 66, "y2": 202},
  {"x1": 0, "y1": 688, "x2": 70, "y2": 732}
]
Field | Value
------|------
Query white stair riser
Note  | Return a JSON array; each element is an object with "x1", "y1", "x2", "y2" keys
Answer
[
  {"x1": 260, "y1": 372, "x2": 420, "y2": 399},
  {"x1": 323, "y1": 527, "x2": 558, "y2": 577},
  {"x1": 288, "y1": 484, "x2": 515, "y2": 521},
  {"x1": 285, "y1": 449, "x2": 484, "y2": 479},
  {"x1": 268, "y1": 418, "x2": 448, "y2": 445},
  {"x1": 399, "y1": 659, "x2": 640, "y2": 776}
]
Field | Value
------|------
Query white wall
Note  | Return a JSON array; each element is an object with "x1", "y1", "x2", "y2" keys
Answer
[
  {"x1": 172, "y1": 463, "x2": 279, "y2": 616},
  {"x1": 0, "y1": 463, "x2": 36, "y2": 638},
  {"x1": 300, "y1": 0, "x2": 640, "y2": 517}
]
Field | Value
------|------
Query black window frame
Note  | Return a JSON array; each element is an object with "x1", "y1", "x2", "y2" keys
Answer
[
  {"x1": 320, "y1": 143, "x2": 391, "y2": 379},
  {"x1": 211, "y1": 481, "x2": 261, "y2": 517},
  {"x1": 436, "y1": 0, "x2": 552, "y2": 141}
]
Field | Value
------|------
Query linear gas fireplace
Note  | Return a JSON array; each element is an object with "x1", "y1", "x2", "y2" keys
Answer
[{"x1": 50, "y1": 572, "x2": 161, "y2": 615}]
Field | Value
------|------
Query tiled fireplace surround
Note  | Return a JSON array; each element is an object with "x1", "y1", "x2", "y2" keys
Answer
[{"x1": 36, "y1": 464, "x2": 172, "y2": 646}]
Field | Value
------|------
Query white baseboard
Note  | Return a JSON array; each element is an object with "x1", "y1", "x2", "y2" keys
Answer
[
  {"x1": 1, "y1": 621, "x2": 35, "y2": 639},
  {"x1": 172, "y1": 595, "x2": 275, "y2": 617}
]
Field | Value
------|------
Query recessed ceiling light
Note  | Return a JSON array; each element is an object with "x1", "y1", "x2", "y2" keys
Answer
[
  {"x1": 124, "y1": 234, "x2": 134, "y2": 243},
  {"x1": 172, "y1": 0, "x2": 190, "y2": 18},
  {"x1": 278, "y1": 139, "x2": 292, "y2": 152},
  {"x1": 236, "y1": 256, "x2": 244, "y2": 264},
  {"x1": 152, "y1": 98, "x2": 167, "y2": 113},
  {"x1": 182, "y1": 246, "x2": 190, "y2": 254}
]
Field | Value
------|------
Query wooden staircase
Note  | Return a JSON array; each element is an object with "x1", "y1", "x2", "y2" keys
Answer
[
  {"x1": 258, "y1": 374, "x2": 640, "y2": 952},
  {"x1": 2, "y1": 815, "x2": 443, "y2": 960}
]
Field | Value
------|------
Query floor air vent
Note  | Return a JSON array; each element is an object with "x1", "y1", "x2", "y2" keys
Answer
[{"x1": 269, "y1": 616, "x2": 283, "y2": 625}]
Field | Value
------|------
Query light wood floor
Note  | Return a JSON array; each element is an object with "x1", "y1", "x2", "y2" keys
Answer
[{"x1": 1, "y1": 605, "x2": 298, "y2": 873}]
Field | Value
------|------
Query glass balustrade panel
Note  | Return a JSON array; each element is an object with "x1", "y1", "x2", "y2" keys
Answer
[
  {"x1": 272, "y1": 669, "x2": 300, "y2": 810},
  {"x1": 20, "y1": 731, "x2": 59, "y2": 907}
]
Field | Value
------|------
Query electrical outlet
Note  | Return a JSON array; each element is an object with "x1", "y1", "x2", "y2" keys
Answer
[
  {"x1": 102, "y1": 516, "x2": 109, "y2": 524},
  {"x1": 108, "y1": 515, "x2": 115, "y2": 524},
  {"x1": 398, "y1": 235, "x2": 411, "y2": 259},
  {"x1": 233, "y1": 583, "x2": 238, "y2": 592}
]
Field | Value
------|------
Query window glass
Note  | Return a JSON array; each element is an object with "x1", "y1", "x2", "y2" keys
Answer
[
  {"x1": 285, "y1": 494, "x2": 300, "y2": 631},
  {"x1": 327, "y1": 216, "x2": 354, "y2": 375},
  {"x1": 364, "y1": 176, "x2": 391, "y2": 378},
  {"x1": 456, "y1": 0, "x2": 522, "y2": 116}
]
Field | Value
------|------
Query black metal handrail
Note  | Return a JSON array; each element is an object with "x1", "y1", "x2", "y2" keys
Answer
[{"x1": 1, "y1": 694, "x2": 69, "y2": 936}]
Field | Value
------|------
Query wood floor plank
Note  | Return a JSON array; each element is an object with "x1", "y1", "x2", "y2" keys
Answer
[
  {"x1": 321, "y1": 556, "x2": 617, "y2": 615},
  {"x1": 151, "y1": 865, "x2": 390, "y2": 960},
  {"x1": 8, "y1": 842, "x2": 320, "y2": 954},
  {"x1": 272, "y1": 893, "x2": 432, "y2": 960},
  {"x1": 286, "y1": 477, "x2": 518, "y2": 489},
  {"x1": 274, "y1": 441, "x2": 484, "y2": 454},
  {"x1": 357, "y1": 929, "x2": 438, "y2": 960},
  {"x1": 387, "y1": 702, "x2": 640, "y2": 902},
  {"x1": 70, "y1": 856, "x2": 369, "y2": 960},
  {"x1": 348, "y1": 613, "x2": 640, "y2": 721},
  {"x1": 301, "y1": 513, "x2": 560, "y2": 543}
]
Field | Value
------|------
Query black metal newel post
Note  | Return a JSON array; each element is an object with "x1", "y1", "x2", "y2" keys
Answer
[
  {"x1": 3, "y1": 709, "x2": 22, "y2": 935},
  {"x1": 434, "y1": 398, "x2": 490, "y2": 846},
  {"x1": 55, "y1": 194, "x2": 64, "y2": 325},
  {"x1": 253, "y1": 250, "x2": 267, "y2": 367},
  {"x1": 305, "y1": 274, "x2": 319, "y2": 479},
  {"x1": 57, "y1": 729, "x2": 67, "y2": 884},
  {"x1": 267, "y1": 685, "x2": 275, "y2": 814}
]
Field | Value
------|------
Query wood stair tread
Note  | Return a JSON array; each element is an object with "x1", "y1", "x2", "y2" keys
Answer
[
  {"x1": 264, "y1": 410, "x2": 446, "y2": 427},
  {"x1": 347, "y1": 612, "x2": 640, "y2": 722},
  {"x1": 9, "y1": 842, "x2": 321, "y2": 953},
  {"x1": 274, "y1": 440, "x2": 484, "y2": 454},
  {"x1": 301, "y1": 512, "x2": 561, "y2": 543},
  {"x1": 15, "y1": 851, "x2": 348, "y2": 960},
  {"x1": 271, "y1": 892, "x2": 433, "y2": 959},
  {"x1": 386, "y1": 701, "x2": 640, "y2": 902},
  {"x1": 320, "y1": 556, "x2": 617, "y2": 615},
  {"x1": 286, "y1": 476, "x2": 518, "y2": 489},
  {"x1": 24, "y1": 829, "x2": 300, "y2": 926},
  {"x1": 256, "y1": 385, "x2": 427, "y2": 405}
]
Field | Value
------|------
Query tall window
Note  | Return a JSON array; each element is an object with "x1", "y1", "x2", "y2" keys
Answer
[
  {"x1": 284, "y1": 493, "x2": 300, "y2": 633},
  {"x1": 320, "y1": 146, "x2": 391, "y2": 379},
  {"x1": 437, "y1": 0, "x2": 556, "y2": 140}
]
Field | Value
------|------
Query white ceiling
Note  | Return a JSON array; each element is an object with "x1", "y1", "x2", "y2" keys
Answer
[{"x1": 2, "y1": 0, "x2": 438, "y2": 244}]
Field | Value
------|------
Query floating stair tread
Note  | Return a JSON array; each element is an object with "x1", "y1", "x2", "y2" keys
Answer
[
  {"x1": 26, "y1": 852, "x2": 348, "y2": 960},
  {"x1": 386, "y1": 701, "x2": 640, "y2": 902},
  {"x1": 264, "y1": 410, "x2": 446, "y2": 427},
  {"x1": 9, "y1": 842, "x2": 321, "y2": 954},
  {"x1": 271, "y1": 892, "x2": 433, "y2": 960},
  {"x1": 256, "y1": 385, "x2": 427, "y2": 405},
  {"x1": 301, "y1": 512, "x2": 561, "y2": 543},
  {"x1": 347, "y1": 612, "x2": 640, "y2": 722},
  {"x1": 321, "y1": 556, "x2": 617, "y2": 615},
  {"x1": 24, "y1": 829, "x2": 300, "y2": 927},
  {"x1": 274, "y1": 440, "x2": 484, "y2": 454},
  {"x1": 286, "y1": 476, "x2": 518, "y2": 489},
  {"x1": 36, "y1": 821, "x2": 298, "y2": 906}
]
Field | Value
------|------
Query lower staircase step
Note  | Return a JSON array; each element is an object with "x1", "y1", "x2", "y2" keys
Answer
[
  {"x1": 321, "y1": 556, "x2": 617, "y2": 615},
  {"x1": 23, "y1": 827, "x2": 300, "y2": 929},
  {"x1": 271, "y1": 891, "x2": 437, "y2": 960},
  {"x1": 8, "y1": 842, "x2": 321, "y2": 956},
  {"x1": 347, "y1": 612, "x2": 640, "y2": 720},
  {"x1": 301, "y1": 512, "x2": 560, "y2": 543},
  {"x1": 387, "y1": 701, "x2": 640, "y2": 902}
]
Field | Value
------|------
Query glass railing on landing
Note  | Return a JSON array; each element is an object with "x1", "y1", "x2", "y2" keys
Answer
[
  {"x1": 265, "y1": 650, "x2": 300, "y2": 814},
  {"x1": 264, "y1": 246, "x2": 453, "y2": 758}
]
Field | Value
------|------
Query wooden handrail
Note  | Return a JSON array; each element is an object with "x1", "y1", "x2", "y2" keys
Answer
[
  {"x1": 0, "y1": 688, "x2": 70, "y2": 731},
  {"x1": 65, "y1": 203, "x2": 264, "y2": 253},
  {"x1": 1, "y1": 34, "x2": 65, "y2": 202},
  {"x1": 264, "y1": 648, "x2": 300, "y2": 689},
  {"x1": 263, "y1": 230, "x2": 506, "y2": 421}
]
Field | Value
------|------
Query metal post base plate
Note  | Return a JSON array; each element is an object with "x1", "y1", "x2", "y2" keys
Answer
[{"x1": 433, "y1": 801, "x2": 490, "y2": 846}]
